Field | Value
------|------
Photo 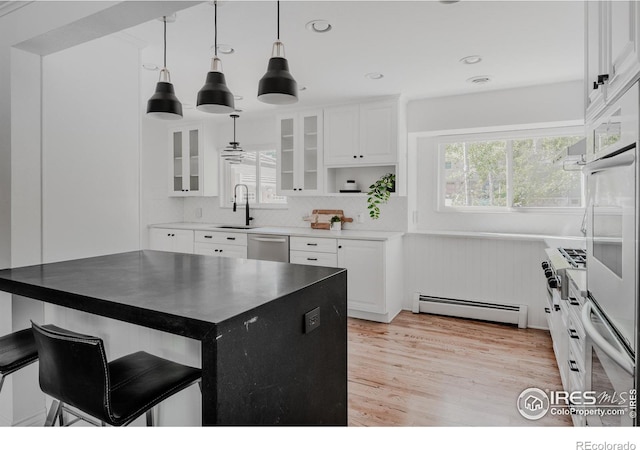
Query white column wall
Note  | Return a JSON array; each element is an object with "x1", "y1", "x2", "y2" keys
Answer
[{"x1": 41, "y1": 35, "x2": 140, "y2": 263}]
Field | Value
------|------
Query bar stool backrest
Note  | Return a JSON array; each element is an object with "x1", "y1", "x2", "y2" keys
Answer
[{"x1": 31, "y1": 322, "x2": 111, "y2": 422}]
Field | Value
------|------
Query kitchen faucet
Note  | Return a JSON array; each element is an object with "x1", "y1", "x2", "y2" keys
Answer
[{"x1": 233, "y1": 184, "x2": 253, "y2": 226}]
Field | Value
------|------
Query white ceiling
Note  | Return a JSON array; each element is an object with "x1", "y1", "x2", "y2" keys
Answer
[{"x1": 106, "y1": 1, "x2": 586, "y2": 120}]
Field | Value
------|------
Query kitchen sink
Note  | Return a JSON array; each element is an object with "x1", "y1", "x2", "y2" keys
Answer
[{"x1": 212, "y1": 225, "x2": 256, "y2": 230}]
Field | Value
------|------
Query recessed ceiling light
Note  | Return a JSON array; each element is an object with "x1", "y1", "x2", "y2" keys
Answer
[
  {"x1": 211, "y1": 44, "x2": 234, "y2": 55},
  {"x1": 467, "y1": 76, "x2": 491, "y2": 84},
  {"x1": 233, "y1": 95, "x2": 243, "y2": 101},
  {"x1": 460, "y1": 55, "x2": 482, "y2": 65},
  {"x1": 365, "y1": 72, "x2": 384, "y2": 80},
  {"x1": 142, "y1": 63, "x2": 159, "y2": 71},
  {"x1": 305, "y1": 20, "x2": 332, "y2": 33}
]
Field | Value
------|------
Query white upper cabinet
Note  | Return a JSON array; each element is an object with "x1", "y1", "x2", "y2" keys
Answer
[
  {"x1": 359, "y1": 100, "x2": 398, "y2": 164},
  {"x1": 168, "y1": 122, "x2": 218, "y2": 197},
  {"x1": 324, "y1": 98, "x2": 399, "y2": 166},
  {"x1": 586, "y1": 1, "x2": 640, "y2": 119},
  {"x1": 276, "y1": 110, "x2": 324, "y2": 196},
  {"x1": 323, "y1": 104, "x2": 360, "y2": 165}
]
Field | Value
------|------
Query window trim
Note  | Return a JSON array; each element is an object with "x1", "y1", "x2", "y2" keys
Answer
[
  {"x1": 436, "y1": 125, "x2": 586, "y2": 213},
  {"x1": 218, "y1": 144, "x2": 289, "y2": 210}
]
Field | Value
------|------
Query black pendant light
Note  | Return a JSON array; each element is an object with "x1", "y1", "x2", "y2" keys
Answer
[
  {"x1": 257, "y1": 1, "x2": 298, "y2": 105},
  {"x1": 196, "y1": 1, "x2": 235, "y2": 113},
  {"x1": 147, "y1": 16, "x2": 183, "y2": 120},
  {"x1": 220, "y1": 114, "x2": 244, "y2": 164}
]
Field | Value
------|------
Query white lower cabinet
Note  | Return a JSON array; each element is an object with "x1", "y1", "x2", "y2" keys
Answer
[
  {"x1": 149, "y1": 228, "x2": 194, "y2": 254},
  {"x1": 193, "y1": 231, "x2": 247, "y2": 259},
  {"x1": 290, "y1": 236, "x2": 403, "y2": 323}
]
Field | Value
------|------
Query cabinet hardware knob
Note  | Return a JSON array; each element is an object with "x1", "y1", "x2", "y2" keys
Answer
[
  {"x1": 307, "y1": 258, "x2": 318, "y2": 261},
  {"x1": 205, "y1": 235, "x2": 212, "y2": 239},
  {"x1": 353, "y1": 155, "x2": 357, "y2": 158},
  {"x1": 568, "y1": 329, "x2": 580, "y2": 339},
  {"x1": 338, "y1": 245, "x2": 342, "y2": 249},
  {"x1": 359, "y1": 155, "x2": 363, "y2": 158},
  {"x1": 568, "y1": 360, "x2": 580, "y2": 372},
  {"x1": 307, "y1": 243, "x2": 318, "y2": 246},
  {"x1": 214, "y1": 249, "x2": 219, "y2": 252},
  {"x1": 227, "y1": 237, "x2": 236, "y2": 240},
  {"x1": 544, "y1": 307, "x2": 550, "y2": 313},
  {"x1": 597, "y1": 73, "x2": 609, "y2": 84},
  {"x1": 220, "y1": 250, "x2": 223, "y2": 253},
  {"x1": 593, "y1": 81, "x2": 599, "y2": 90}
]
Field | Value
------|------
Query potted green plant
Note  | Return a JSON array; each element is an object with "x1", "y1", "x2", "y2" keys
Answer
[
  {"x1": 367, "y1": 173, "x2": 395, "y2": 219},
  {"x1": 330, "y1": 215, "x2": 342, "y2": 231}
]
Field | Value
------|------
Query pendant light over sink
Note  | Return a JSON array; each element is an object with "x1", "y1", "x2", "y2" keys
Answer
[
  {"x1": 257, "y1": 1, "x2": 298, "y2": 105},
  {"x1": 196, "y1": 1, "x2": 235, "y2": 113},
  {"x1": 220, "y1": 114, "x2": 244, "y2": 164},
  {"x1": 146, "y1": 16, "x2": 183, "y2": 120}
]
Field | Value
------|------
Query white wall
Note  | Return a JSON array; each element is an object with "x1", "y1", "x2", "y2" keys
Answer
[
  {"x1": 41, "y1": 35, "x2": 141, "y2": 263},
  {"x1": 408, "y1": 80, "x2": 584, "y2": 134}
]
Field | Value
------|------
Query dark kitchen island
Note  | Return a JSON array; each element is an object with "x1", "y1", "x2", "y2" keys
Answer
[{"x1": 0, "y1": 250, "x2": 348, "y2": 426}]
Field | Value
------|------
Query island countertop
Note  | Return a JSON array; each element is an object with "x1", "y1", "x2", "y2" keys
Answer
[{"x1": 0, "y1": 250, "x2": 344, "y2": 338}]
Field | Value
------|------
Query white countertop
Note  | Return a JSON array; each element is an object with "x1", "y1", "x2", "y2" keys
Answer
[
  {"x1": 408, "y1": 230, "x2": 586, "y2": 246},
  {"x1": 149, "y1": 223, "x2": 404, "y2": 241}
]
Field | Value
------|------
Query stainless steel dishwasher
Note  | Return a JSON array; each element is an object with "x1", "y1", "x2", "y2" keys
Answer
[{"x1": 247, "y1": 234, "x2": 290, "y2": 262}]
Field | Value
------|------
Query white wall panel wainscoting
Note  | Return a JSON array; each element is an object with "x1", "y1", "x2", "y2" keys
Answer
[{"x1": 403, "y1": 233, "x2": 549, "y2": 329}]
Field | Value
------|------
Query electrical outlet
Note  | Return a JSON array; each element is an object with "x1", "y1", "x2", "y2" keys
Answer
[{"x1": 304, "y1": 307, "x2": 320, "y2": 334}]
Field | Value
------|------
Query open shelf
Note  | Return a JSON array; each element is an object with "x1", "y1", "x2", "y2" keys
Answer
[{"x1": 325, "y1": 165, "x2": 396, "y2": 195}]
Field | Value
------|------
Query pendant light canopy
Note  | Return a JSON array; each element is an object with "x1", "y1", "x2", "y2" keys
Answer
[
  {"x1": 220, "y1": 114, "x2": 244, "y2": 164},
  {"x1": 257, "y1": 1, "x2": 298, "y2": 105},
  {"x1": 197, "y1": 1, "x2": 235, "y2": 113},
  {"x1": 147, "y1": 16, "x2": 183, "y2": 120}
]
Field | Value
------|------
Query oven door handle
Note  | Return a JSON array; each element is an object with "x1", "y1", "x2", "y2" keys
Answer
[
  {"x1": 584, "y1": 149, "x2": 635, "y2": 174},
  {"x1": 581, "y1": 301, "x2": 635, "y2": 375}
]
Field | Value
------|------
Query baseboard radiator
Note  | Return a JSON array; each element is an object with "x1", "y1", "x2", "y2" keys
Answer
[{"x1": 412, "y1": 293, "x2": 528, "y2": 328}]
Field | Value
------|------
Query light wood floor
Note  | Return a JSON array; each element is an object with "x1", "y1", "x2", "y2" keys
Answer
[{"x1": 347, "y1": 311, "x2": 572, "y2": 426}]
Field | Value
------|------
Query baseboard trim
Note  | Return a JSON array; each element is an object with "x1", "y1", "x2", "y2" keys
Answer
[{"x1": 0, "y1": 409, "x2": 46, "y2": 427}]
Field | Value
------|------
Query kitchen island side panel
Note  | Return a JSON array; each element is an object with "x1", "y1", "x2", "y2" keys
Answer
[{"x1": 214, "y1": 272, "x2": 348, "y2": 425}]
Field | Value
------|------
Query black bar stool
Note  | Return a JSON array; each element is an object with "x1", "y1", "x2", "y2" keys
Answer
[
  {"x1": 31, "y1": 322, "x2": 202, "y2": 427},
  {"x1": 0, "y1": 328, "x2": 38, "y2": 395}
]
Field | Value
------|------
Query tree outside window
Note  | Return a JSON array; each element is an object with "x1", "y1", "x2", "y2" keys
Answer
[{"x1": 443, "y1": 133, "x2": 583, "y2": 209}]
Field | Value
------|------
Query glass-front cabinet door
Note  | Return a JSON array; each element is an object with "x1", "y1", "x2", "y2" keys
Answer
[
  {"x1": 276, "y1": 110, "x2": 323, "y2": 196},
  {"x1": 169, "y1": 124, "x2": 202, "y2": 196}
]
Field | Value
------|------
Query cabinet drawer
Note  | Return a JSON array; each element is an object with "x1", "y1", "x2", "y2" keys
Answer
[
  {"x1": 195, "y1": 231, "x2": 247, "y2": 246},
  {"x1": 194, "y1": 242, "x2": 247, "y2": 259},
  {"x1": 290, "y1": 251, "x2": 337, "y2": 267},
  {"x1": 290, "y1": 236, "x2": 337, "y2": 253}
]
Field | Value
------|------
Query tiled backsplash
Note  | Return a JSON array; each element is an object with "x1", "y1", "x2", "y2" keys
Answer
[{"x1": 183, "y1": 196, "x2": 408, "y2": 231}]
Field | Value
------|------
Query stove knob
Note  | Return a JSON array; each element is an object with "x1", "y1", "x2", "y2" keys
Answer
[
  {"x1": 541, "y1": 262, "x2": 550, "y2": 270},
  {"x1": 544, "y1": 268, "x2": 553, "y2": 277},
  {"x1": 548, "y1": 277, "x2": 559, "y2": 289}
]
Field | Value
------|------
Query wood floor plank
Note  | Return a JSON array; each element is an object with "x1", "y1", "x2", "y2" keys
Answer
[{"x1": 347, "y1": 311, "x2": 572, "y2": 427}]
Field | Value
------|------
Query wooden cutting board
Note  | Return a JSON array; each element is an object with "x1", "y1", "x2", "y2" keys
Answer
[{"x1": 306, "y1": 209, "x2": 353, "y2": 229}]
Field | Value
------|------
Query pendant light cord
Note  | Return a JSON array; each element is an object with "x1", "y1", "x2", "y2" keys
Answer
[
  {"x1": 277, "y1": 1, "x2": 280, "y2": 40},
  {"x1": 214, "y1": 1, "x2": 218, "y2": 56},
  {"x1": 163, "y1": 16, "x2": 167, "y2": 68}
]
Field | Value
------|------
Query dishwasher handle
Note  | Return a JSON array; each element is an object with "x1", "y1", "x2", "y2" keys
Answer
[{"x1": 250, "y1": 237, "x2": 288, "y2": 243}]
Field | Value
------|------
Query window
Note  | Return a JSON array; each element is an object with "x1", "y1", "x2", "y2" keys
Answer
[
  {"x1": 222, "y1": 150, "x2": 287, "y2": 207},
  {"x1": 442, "y1": 131, "x2": 584, "y2": 209}
]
